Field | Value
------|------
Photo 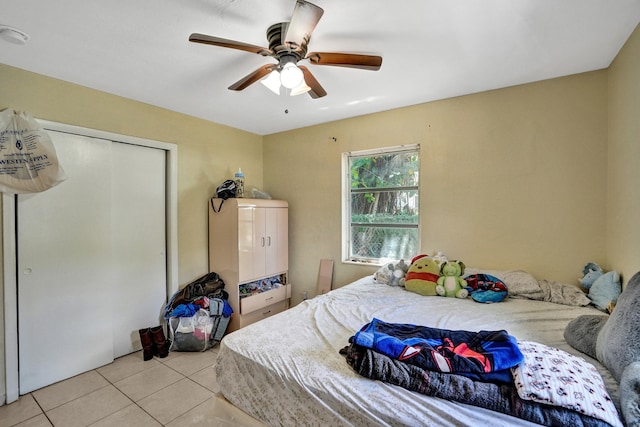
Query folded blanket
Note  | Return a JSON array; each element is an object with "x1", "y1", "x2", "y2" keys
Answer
[
  {"x1": 512, "y1": 341, "x2": 622, "y2": 427},
  {"x1": 352, "y1": 318, "x2": 523, "y2": 383},
  {"x1": 342, "y1": 342, "x2": 614, "y2": 427}
]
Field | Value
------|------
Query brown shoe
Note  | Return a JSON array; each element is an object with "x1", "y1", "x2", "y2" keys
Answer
[
  {"x1": 138, "y1": 328, "x2": 155, "y2": 361},
  {"x1": 150, "y1": 325, "x2": 169, "y2": 358}
]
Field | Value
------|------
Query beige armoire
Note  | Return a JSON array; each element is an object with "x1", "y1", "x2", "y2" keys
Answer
[{"x1": 208, "y1": 198, "x2": 290, "y2": 332}]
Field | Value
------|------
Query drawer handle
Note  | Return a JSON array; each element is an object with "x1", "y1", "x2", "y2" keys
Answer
[
  {"x1": 265, "y1": 296, "x2": 274, "y2": 301},
  {"x1": 262, "y1": 310, "x2": 272, "y2": 315}
]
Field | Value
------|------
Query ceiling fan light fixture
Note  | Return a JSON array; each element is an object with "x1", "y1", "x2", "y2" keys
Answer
[
  {"x1": 260, "y1": 70, "x2": 281, "y2": 95},
  {"x1": 188, "y1": 0, "x2": 380, "y2": 100},
  {"x1": 290, "y1": 80, "x2": 311, "y2": 96},
  {"x1": 280, "y1": 62, "x2": 304, "y2": 89}
]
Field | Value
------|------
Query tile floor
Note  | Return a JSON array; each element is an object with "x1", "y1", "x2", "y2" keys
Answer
[{"x1": 0, "y1": 347, "x2": 266, "y2": 427}]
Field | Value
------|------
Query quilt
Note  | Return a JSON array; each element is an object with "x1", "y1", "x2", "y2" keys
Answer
[{"x1": 352, "y1": 318, "x2": 522, "y2": 383}]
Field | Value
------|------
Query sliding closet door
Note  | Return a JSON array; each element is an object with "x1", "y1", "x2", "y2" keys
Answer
[
  {"x1": 111, "y1": 142, "x2": 166, "y2": 358},
  {"x1": 17, "y1": 133, "x2": 114, "y2": 393},
  {"x1": 17, "y1": 132, "x2": 167, "y2": 393}
]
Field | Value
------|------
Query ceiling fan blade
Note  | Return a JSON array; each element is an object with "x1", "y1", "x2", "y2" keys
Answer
[
  {"x1": 189, "y1": 33, "x2": 272, "y2": 56},
  {"x1": 306, "y1": 52, "x2": 382, "y2": 71},
  {"x1": 283, "y1": 1, "x2": 324, "y2": 49},
  {"x1": 299, "y1": 66, "x2": 327, "y2": 99},
  {"x1": 228, "y1": 64, "x2": 275, "y2": 91}
]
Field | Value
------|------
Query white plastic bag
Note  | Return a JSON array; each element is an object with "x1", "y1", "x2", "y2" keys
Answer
[
  {"x1": 169, "y1": 309, "x2": 215, "y2": 352},
  {"x1": 0, "y1": 109, "x2": 66, "y2": 193}
]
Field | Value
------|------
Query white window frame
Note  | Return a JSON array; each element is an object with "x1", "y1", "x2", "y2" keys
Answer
[{"x1": 341, "y1": 144, "x2": 420, "y2": 265}]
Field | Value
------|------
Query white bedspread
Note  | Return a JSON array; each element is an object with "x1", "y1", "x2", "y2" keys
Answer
[{"x1": 216, "y1": 276, "x2": 618, "y2": 427}]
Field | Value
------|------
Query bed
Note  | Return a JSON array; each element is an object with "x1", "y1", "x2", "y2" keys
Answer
[{"x1": 215, "y1": 270, "x2": 631, "y2": 427}]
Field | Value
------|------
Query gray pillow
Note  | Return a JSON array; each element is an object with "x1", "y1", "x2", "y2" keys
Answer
[{"x1": 565, "y1": 271, "x2": 640, "y2": 426}]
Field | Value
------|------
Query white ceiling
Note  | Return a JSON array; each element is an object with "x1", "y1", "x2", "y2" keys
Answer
[{"x1": 2, "y1": 0, "x2": 639, "y2": 135}]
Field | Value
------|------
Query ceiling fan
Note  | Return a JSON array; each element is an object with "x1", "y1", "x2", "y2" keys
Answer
[{"x1": 189, "y1": 0, "x2": 383, "y2": 99}]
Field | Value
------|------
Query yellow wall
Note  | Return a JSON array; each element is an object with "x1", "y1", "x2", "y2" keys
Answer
[
  {"x1": 265, "y1": 71, "x2": 610, "y2": 302},
  {"x1": 607, "y1": 24, "x2": 640, "y2": 284}
]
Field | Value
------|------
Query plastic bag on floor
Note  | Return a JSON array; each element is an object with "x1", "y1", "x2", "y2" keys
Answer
[{"x1": 169, "y1": 309, "x2": 216, "y2": 352}]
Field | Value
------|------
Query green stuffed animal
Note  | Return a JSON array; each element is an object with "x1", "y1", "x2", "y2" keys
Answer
[{"x1": 436, "y1": 260, "x2": 469, "y2": 298}]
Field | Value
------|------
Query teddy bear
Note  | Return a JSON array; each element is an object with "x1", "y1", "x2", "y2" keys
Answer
[
  {"x1": 392, "y1": 259, "x2": 409, "y2": 287},
  {"x1": 579, "y1": 261, "x2": 604, "y2": 288},
  {"x1": 579, "y1": 261, "x2": 622, "y2": 313},
  {"x1": 431, "y1": 250, "x2": 448, "y2": 267},
  {"x1": 436, "y1": 260, "x2": 469, "y2": 298},
  {"x1": 373, "y1": 259, "x2": 409, "y2": 287},
  {"x1": 564, "y1": 271, "x2": 640, "y2": 425},
  {"x1": 404, "y1": 254, "x2": 441, "y2": 296}
]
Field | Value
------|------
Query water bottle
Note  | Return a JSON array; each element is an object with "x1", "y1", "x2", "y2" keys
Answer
[{"x1": 234, "y1": 168, "x2": 245, "y2": 198}]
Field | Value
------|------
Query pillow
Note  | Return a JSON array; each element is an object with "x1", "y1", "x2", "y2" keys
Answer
[
  {"x1": 512, "y1": 341, "x2": 622, "y2": 427},
  {"x1": 589, "y1": 271, "x2": 622, "y2": 312},
  {"x1": 464, "y1": 273, "x2": 508, "y2": 303},
  {"x1": 464, "y1": 268, "x2": 541, "y2": 298}
]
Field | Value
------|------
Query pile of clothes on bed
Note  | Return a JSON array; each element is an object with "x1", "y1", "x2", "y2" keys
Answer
[{"x1": 341, "y1": 318, "x2": 623, "y2": 427}]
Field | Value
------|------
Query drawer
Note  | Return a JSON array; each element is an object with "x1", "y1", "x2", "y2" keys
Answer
[
  {"x1": 239, "y1": 300, "x2": 288, "y2": 327},
  {"x1": 240, "y1": 284, "x2": 289, "y2": 314}
]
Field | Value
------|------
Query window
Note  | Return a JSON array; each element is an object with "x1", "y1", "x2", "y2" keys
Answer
[{"x1": 342, "y1": 144, "x2": 420, "y2": 264}]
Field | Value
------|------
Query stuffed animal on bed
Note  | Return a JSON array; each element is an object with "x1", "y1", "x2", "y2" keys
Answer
[
  {"x1": 464, "y1": 273, "x2": 509, "y2": 303},
  {"x1": 579, "y1": 261, "x2": 622, "y2": 313},
  {"x1": 373, "y1": 260, "x2": 409, "y2": 287},
  {"x1": 436, "y1": 260, "x2": 469, "y2": 298},
  {"x1": 580, "y1": 262, "x2": 604, "y2": 288},
  {"x1": 564, "y1": 271, "x2": 640, "y2": 426},
  {"x1": 404, "y1": 254, "x2": 441, "y2": 296},
  {"x1": 431, "y1": 250, "x2": 448, "y2": 267}
]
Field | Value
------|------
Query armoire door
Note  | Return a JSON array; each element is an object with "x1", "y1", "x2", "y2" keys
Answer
[
  {"x1": 252, "y1": 207, "x2": 268, "y2": 280},
  {"x1": 237, "y1": 206, "x2": 255, "y2": 283},
  {"x1": 265, "y1": 207, "x2": 288, "y2": 276},
  {"x1": 237, "y1": 206, "x2": 288, "y2": 282},
  {"x1": 17, "y1": 131, "x2": 166, "y2": 394},
  {"x1": 237, "y1": 206, "x2": 266, "y2": 283}
]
